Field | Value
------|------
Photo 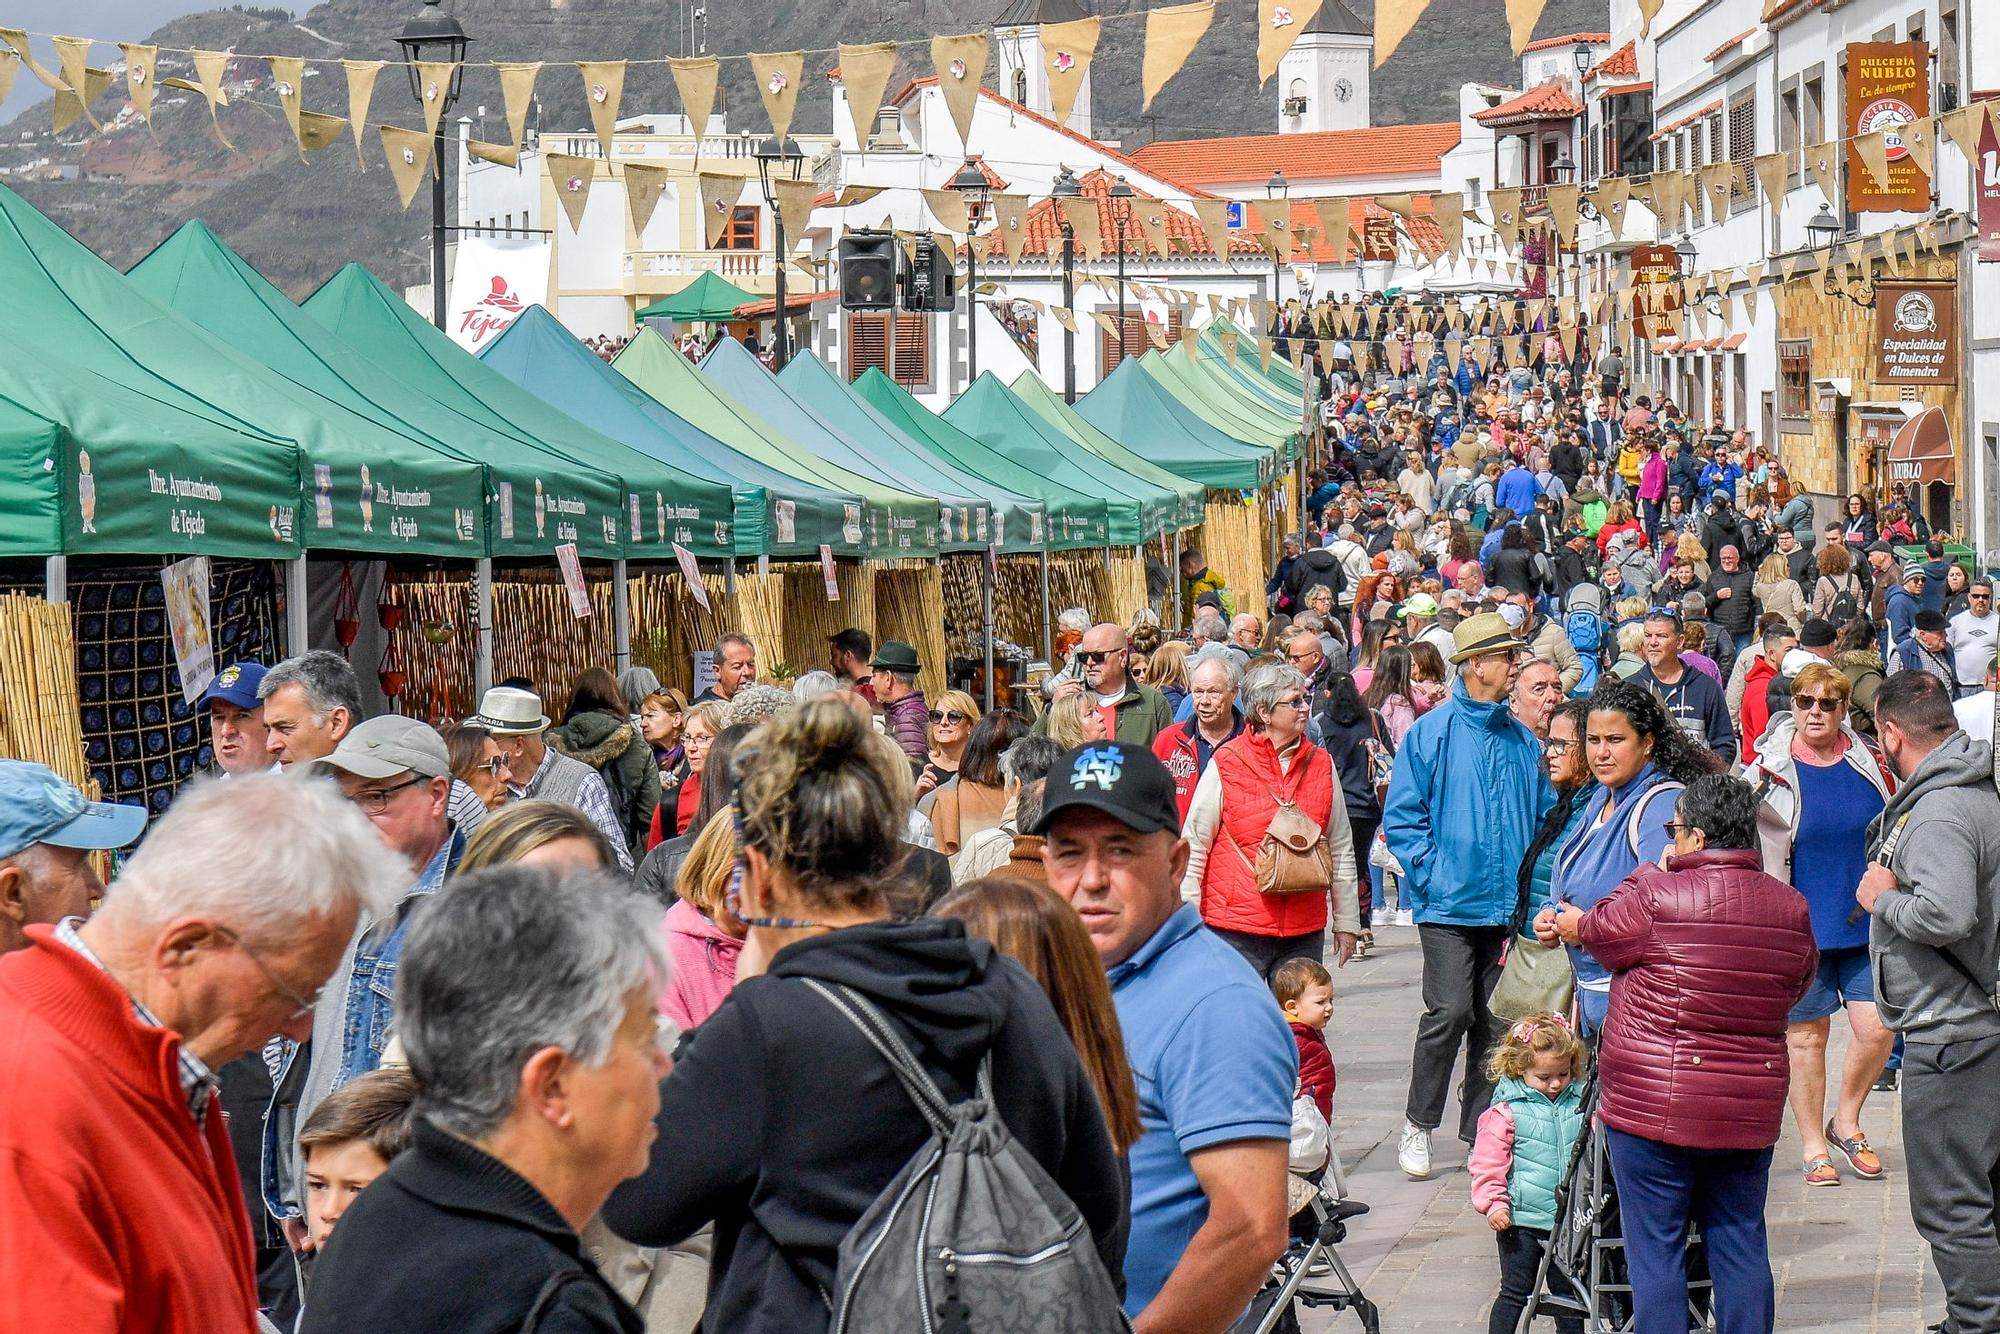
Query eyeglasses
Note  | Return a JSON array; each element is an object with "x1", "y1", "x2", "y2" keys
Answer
[
  {"x1": 474, "y1": 755, "x2": 509, "y2": 778},
  {"x1": 1545, "y1": 738, "x2": 1575, "y2": 754},
  {"x1": 216, "y1": 926, "x2": 324, "y2": 1021},
  {"x1": 1663, "y1": 820, "x2": 1693, "y2": 838},
  {"x1": 1272, "y1": 694, "x2": 1307, "y2": 713},
  {"x1": 1076, "y1": 648, "x2": 1124, "y2": 665},
  {"x1": 1974, "y1": 593, "x2": 1992, "y2": 601},
  {"x1": 348, "y1": 775, "x2": 426, "y2": 815},
  {"x1": 1794, "y1": 695, "x2": 1844, "y2": 714},
  {"x1": 927, "y1": 709, "x2": 970, "y2": 725}
]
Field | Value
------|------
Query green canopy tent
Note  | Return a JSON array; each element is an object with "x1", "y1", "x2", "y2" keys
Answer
[
  {"x1": 0, "y1": 182, "x2": 481, "y2": 560},
  {"x1": 1010, "y1": 374, "x2": 1206, "y2": 529},
  {"x1": 1069, "y1": 362, "x2": 1273, "y2": 495},
  {"x1": 634, "y1": 271, "x2": 758, "y2": 323},
  {"x1": 1143, "y1": 351, "x2": 1301, "y2": 459},
  {"x1": 303, "y1": 264, "x2": 735, "y2": 559},
  {"x1": 478, "y1": 306, "x2": 858, "y2": 558},
  {"x1": 1200, "y1": 319, "x2": 1308, "y2": 400},
  {"x1": 129, "y1": 222, "x2": 626, "y2": 561},
  {"x1": 612, "y1": 330, "x2": 938, "y2": 561},
  {"x1": 848, "y1": 369, "x2": 1109, "y2": 552}
]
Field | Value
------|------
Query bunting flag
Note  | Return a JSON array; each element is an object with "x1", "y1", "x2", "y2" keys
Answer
[
  {"x1": 698, "y1": 172, "x2": 748, "y2": 247},
  {"x1": 1374, "y1": 192, "x2": 1416, "y2": 222},
  {"x1": 1217, "y1": 326, "x2": 1239, "y2": 366},
  {"x1": 415, "y1": 61, "x2": 457, "y2": 138},
  {"x1": 1638, "y1": 0, "x2": 1665, "y2": 35},
  {"x1": 1744, "y1": 261, "x2": 1766, "y2": 292},
  {"x1": 1917, "y1": 220, "x2": 1939, "y2": 254},
  {"x1": 52, "y1": 65, "x2": 113, "y2": 135},
  {"x1": 922, "y1": 188, "x2": 971, "y2": 235},
  {"x1": 931, "y1": 33, "x2": 987, "y2": 150},
  {"x1": 574, "y1": 60, "x2": 625, "y2": 159},
  {"x1": 1257, "y1": 336, "x2": 1273, "y2": 374},
  {"x1": 1805, "y1": 142, "x2": 1840, "y2": 202},
  {"x1": 622, "y1": 161, "x2": 672, "y2": 235},
  {"x1": 1193, "y1": 196, "x2": 1234, "y2": 260},
  {"x1": 381, "y1": 126, "x2": 435, "y2": 208},
  {"x1": 495, "y1": 63, "x2": 541, "y2": 152},
  {"x1": 1938, "y1": 101, "x2": 1989, "y2": 160},
  {"x1": 1136, "y1": 199, "x2": 1169, "y2": 257},
  {"x1": 1852, "y1": 129, "x2": 1894, "y2": 191},
  {"x1": 268, "y1": 56, "x2": 305, "y2": 152},
  {"x1": 467, "y1": 140, "x2": 520, "y2": 167},
  {"x1": 837, "y1": 42, "x2": 898, "y2": 149},
  {"x1": 1698, "y1": 163, "x2": 1730, "y2": 225},
  {"x1": 1753, "y1": 152, "x2": 1788, "y2": 210},
  {"x1": 1488, "y1": 187, "x2": 1523, "y2": 254},
  {"x1": 1504, "y1": 0, "x2": 1549, "y2": 56},
  {"x1": 833, "y1": 184, "x2": 884, "y2": 207},
  {"x1": 296, "y1": 111, "x2": 347, "y2": 154},
  {"x1": 1258, "y1": 0, "x2": 1322, "y2": 84},
  {"x1": 1042, "y1": 17, "x2": 1099, "y2": 125},
  {"x1": 0, "y1": 52, "x2": 17, "y2": 107},
  {"x1": 1545, "y1": 184, "x2": 1580, "y2": 245},
  {"x1": 1058, "y1": 194, "x2": 1102, "y2": 258},
  {"x1": 1431, "y1": 193, "x2": 1462, "y2": 256},
  {"x1": 52, "y1": 36, "x2": 98, "y2": 128},
  {"x1": 1373, "y1": 0, "x2": 1434, "y2": 67},
  {"x1": 773, "y1": 176, "x2": 818, "y2": 249},
  {"x1": 342, "y1": 60, "x2": 384, "y2": 167},
  {"x1": 546, "y1": 153, "x2": 596, "y2": 229},
  {"x1": 989, "y1": 192, "x2": 1029, "y2": 265},
  {"x1": 749, "y1": 51, "x2": 805, "y2": 140},
  {"x1": 1901, "y1": 115, "x2": 1936, "y2": 178},
  {"x1": 1048, "y1": 306, "x2": 1077, "y2": 334},
  {"x1": 1142, "y1": 2, "x2": 1213, "y2": 111},
  {"x1": 120, "y1": 43, "x2": 157, "y2": 126},
  {"x1": 670, "y1": 55, "x2": 721, "y2": 149},
  {"x1": 0, "y1": 28, "x2": 61, "y2": 91}
]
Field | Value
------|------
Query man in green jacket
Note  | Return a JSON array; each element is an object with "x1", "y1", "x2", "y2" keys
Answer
[{"x1": 1038, "y1": 623, "x2": 1175, "y2": 746}]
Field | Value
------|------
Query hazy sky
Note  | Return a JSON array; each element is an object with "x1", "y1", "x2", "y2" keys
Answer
[{"x1": 2, "y1": 1, "x2": 220, "y2": 121}]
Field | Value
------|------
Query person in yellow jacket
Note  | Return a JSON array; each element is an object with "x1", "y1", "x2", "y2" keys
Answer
[
  {"x1": 1178, "y1": 548, "x2": 1232, "y2": 620},
  {"x1": 1615, "y1": 434, "x2": 1645, "y2": 494}
]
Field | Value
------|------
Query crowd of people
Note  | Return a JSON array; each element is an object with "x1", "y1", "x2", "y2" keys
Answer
[{"x1": 1, "y1": 345, "x2": 1998, "y2": 1334}]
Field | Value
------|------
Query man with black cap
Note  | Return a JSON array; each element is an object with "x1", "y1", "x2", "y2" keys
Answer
[
  {"x1": 1898, "y1": 608, "x2": 1959, "y2": 691},
  {"x1": 869, "y1": 640, "x2": 931, "y2": 761},
  {"x1": 1038, "y1": 743, "x2": 1294, "y2": 1331},
  {"x1": 1383, "y1": 613, "x2": 1553, "y2": 1180},
  {"x1": 201, "y1": 662, "x2": 275, "y2": 778}
]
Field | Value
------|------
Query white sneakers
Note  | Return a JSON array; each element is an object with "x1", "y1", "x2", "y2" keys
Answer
[
  {"x1": 1398, "y1": 1122, "x2": 1433, "y2": 1180},
  {"x1": 1394, "y1": 907, "x2": 1416, "y2": 928}
]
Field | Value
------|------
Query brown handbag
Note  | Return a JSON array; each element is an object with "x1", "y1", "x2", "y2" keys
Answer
[{"x1": 1228, "y1": 795, "x2": 1335, "y2": 895}]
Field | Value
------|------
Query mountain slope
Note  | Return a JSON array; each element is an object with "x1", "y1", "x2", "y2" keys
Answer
[{"x1": 0, "y1": 0, "x2": 1607, "y2": 297}]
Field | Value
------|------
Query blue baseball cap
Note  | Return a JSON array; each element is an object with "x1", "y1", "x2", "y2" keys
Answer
[
  {"x1": 0, "y1": 760, "x2": 147, "y2": 860},
  {"x1": 199, "y1": 661, "x2": 269, "y2": 710}
]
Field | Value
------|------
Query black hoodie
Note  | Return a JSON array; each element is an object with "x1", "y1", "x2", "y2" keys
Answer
[
  {"x1": 601, "y1": 918, "x2": 1126, "y2": 1332},
  {"x1": 1282, "y1": 546, "x2": 1347, "y2": 610}
]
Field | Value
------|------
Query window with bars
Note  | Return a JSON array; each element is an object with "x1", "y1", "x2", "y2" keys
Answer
[
  {"x1": 1779, "y1": 84, "x2": 1802, "y2": 182},
  {"x1": 1097, "y1": 309, "x2": 1184, "y2": 370},
  {"x1": 1728, "y1": 96, "x2": 1756, "y2": 209},
  {"x1": 717, "y1": 206, "x2": 760, "y2": 251},
  {"x1": 846, "y1": 311, "x2": 931, "y2": 386},
  {"x1": 1608, "y1": 91, "x2": 1653, "y2": 176},
  {"x1": 1706, "y1": 112, "x2": 1725, "y2": 170},
  {"x1": 1778, "y1": 339, "x2": 1812, "y2": 430}
]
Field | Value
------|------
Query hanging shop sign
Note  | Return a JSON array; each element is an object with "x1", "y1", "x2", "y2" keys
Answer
[
  {"x1": 1628, "y1": 244, "x2": 1681, "y2": 337},
  {"x1": 1873, "y1": 281, "x2": 1957, "y2": 385},
  {"x1": 1978, "y1": 111, "x2": 2000, "y2": 263},
  {"x1": 1844, "y1": 41, "x2": 1931, "y2": 214}
]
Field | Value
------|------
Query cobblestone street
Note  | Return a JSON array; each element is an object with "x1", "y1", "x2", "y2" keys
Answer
[{"x1": 1299, "y1": 925, "x2": 1939, "y2": 1332}]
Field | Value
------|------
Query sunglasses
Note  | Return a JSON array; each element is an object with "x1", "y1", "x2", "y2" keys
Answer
[
  {"x1": 1794, "y1": 695, "x2": 1844, "y2": 714},
  {"x1": 1663, "y1": 820, "x2": 1692, "y2": 838},
  {"x1": 1076, "y1": 648, "x2": 1124, "y2": 665},
  {"x1": 927, "y1": 709, "x2": 969, "y2": 725}
]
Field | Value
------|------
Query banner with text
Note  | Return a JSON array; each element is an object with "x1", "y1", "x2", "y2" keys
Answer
[
  {"x1": 445, "y1": 235, "x2": 551, "y2": 351},
  {"x1": 1873, "y1": 281, "x2": 1957, "y2": 385},
  {"x1": 1844, "y1": 41, "x2": 1931, "y2": 214}
]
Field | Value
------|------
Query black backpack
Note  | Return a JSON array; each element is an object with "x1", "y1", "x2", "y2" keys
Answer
[{"x1": 1821, "y1": 574, "x2": 1860, "y2": 626}]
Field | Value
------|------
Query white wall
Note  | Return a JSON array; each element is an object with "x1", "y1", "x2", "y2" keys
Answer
[{"x1": 1277, "y1": 35, "x2": 1372, "y2": 135}]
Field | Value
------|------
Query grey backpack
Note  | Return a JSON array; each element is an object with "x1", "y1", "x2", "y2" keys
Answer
[{"x1": 803, "y1": 979, "x2": 1131, "y2": 1334}]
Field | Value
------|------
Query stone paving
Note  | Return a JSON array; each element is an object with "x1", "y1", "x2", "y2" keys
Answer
[{"x1": 1292, "y1": 922, "x2": 1939, "y2": 1332}]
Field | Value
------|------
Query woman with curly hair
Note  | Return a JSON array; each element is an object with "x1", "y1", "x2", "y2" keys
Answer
[{"x1": 1541, "y1": 677, "x2": 1724, "y2": 1031}]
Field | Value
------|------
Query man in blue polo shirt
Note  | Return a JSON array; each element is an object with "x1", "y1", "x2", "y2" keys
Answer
[{"x1": 1038, "y1": 742, "x2": 1294, "y2": 1330}]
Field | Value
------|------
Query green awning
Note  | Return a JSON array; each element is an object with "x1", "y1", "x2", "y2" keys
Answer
[
  {"x1": 635, "y1": 271, "x2": 758, "y2": 323},
  {"x1": 129, "y1": 222, "x2": 627, "y2": 559},
  {"x1": 1200, "y1": 319, "x2": 1308, "y2": 399},
  {"x1": 779, "y1": 354, "x2": 1047, "y2": 555},
  {"x1": 1142, "y1": 350, "x2": 1301, "y2": 455},
  {"x1": 1073, "y1": 360, "x2": 1276, "y2": 494},
  {"x1": 849, "y1": 370, "x2": 1109, "y2": 551},
  {"x1": 943, "y1": 374, "x2": 1175, "y2": 546},
  {"x1": 478, "y1": 306, "x2": 858, "y2": 558},
  {"x1": 302, "y1": 265, "x2": 735, "y2": 558},
  {"x1": 612, "y1": 330, "x2": 937, "y2": 560},
  {"x1": 1010, "y1": 374, "x2": 1206, "y2": 526}
]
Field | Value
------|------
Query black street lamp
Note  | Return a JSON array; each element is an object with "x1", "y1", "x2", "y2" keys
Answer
[
  {"x1": 753, "y1": 134, "x2": 807, "y2": 368},
  {"x1": 1051, "y1": 165, "x2": 1082, "y2": 403},
  {"x1": 949, "y1": 156, "x2": 992, "y2": 382},
  {"x1": 1109, "y1": 174, "x2": 1135, "y2": 369},
  {"x1": 395, "y1": 0, "x2": 471, "y2": 331},
  {"x1": 1805, "y1": 202, "x2": 1873, "y2": 307},
  {"x1": 1266, "y1": 169, "x2": 1289, "y2": 313}
]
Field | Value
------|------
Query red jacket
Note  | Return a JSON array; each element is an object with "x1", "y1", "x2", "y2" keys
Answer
[
  {"x1": 1291, "y1": 1021, "x2": 1334, "y2": 1121},
  {"x1": 0, "y1": 927, "x2": 259, "y2": 1333},
  {"x1": 1200, "y1": 731, "x2": 1339, "y2": 937},
  {"x1": 1740, "y1": 654, "x2": 1779, "y2": 762},
  {"x1": 1153, "y1": 721, "x2": 1201, "y2": 819},
  {"x1": 1578, "y1": 849, "x2": 1817, "y2": 1150}
]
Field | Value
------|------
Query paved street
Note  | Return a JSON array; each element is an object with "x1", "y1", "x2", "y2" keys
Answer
[{"x1": 1297, "y1": 923, "x2": 1939, "y2": 1332}]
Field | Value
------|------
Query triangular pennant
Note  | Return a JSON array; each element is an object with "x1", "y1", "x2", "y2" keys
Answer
[
  {"x1": 1504, "y1": 0, "x2": 1549, "y2": 56},
  {"x1": 341, "y1": 61, "x2": 384, "y2": 168},
  {"x1": 1258, "y1": 336, "x2": 1274, "y2": 373},
  {"x1": 931, "y1": 33, "x2": 988, "y2": 151},
  {"x1": 1918, "y1": 220, "x2": 1939, "y2": 254},
  {"x1": 576, "y1": 61, "x2": 625, "y2": 160},
  {"x1": 698, "y1": 172, "x2": 748, "y2": 248},
  {"x1": 749, "y1": 51, "x2": 805, "y2": 141},
  {"x1": 381, "y1": 126, "x2": 435, "y2": 209},
  {"x1": 1058, "y1": 194, "x2": 1102, "y2": 259},
  {"x1": 415, "y1": 61, "x2": 457, "y2": 138},
  {"x1": 268, "y1": 56, "x2": 306, "y2": 154},
  {"x1": 1430, "y1": 193, "x2": 1463, "y2": 257},
  {"x1": 52, "y1": 65, "x2": 114, "y2": 135},
  {"x1": 1041, "y1": 18, "x2": 1099, "y2": 125},
  {"x1": 296, "y1": 111, "x2": 348, "y2": 154},
  {"x1": 1852, "y1": 130, "x2": 1895, "y2": 192},
  {"x1": 1142, "y1": 2, "x2": 1213, "y2": 112},
  {"x1": 1938, "y1": 102, "x2": 1990, "y2": 160},
  {"x1": 1698, "y1": 163, "x2": 1728, "y2": 225},
  {"x1": 1136, "y1": 199, "x2": 1169, "y2": 257},
  {"x1": 0, "y1": 53, "x2": 17, "y2": 108},
  {"x1": 834, "y1": 185, "x2": 883, "y2": 207},
  {"x1": 1902, "y1": 116, "x2": 1936, "y2": 179},
  {"x1": 1806, "y1": 143, "x2": 1840, "y2": 203},
  {"x1": 923, "y1": 188, "x2": 971, "y2": 235},
  {"x1": 120, "y1": 43, "x2": 157, "y2": 126},
  {"x1": 1545, "y1": 184, "x2": 1580, "y2": 245},
  {"x1": 1375, "y1": 193, "x2": 1415, "y2": 221},
  {"x1": 52, "y1": 36, "x2": 96, "y2": 126},
  {"x1": 467, "y1": 140, "x2": 521, "y2": 167},
  {"x1": 989, "y1": 193, "x2": 1029, "y2": 266},
  {"x1": 1488, "y1": 187, "x2": 1523, "y2": 254},
  {"x1": 1259, "y1": 0, "x2": 1323, "y2": 85},
  {"x1": 1753, "y1": 152, "x2": 1788, "y2": 209},
  {"x1": 670, "y1": 56, "x2": 721, "y2": 150},
  {"x1": 495, "y1": 63, "x2": 541, "y2": 152},
  {"x1": 1048, "y1": 306, "x2": 1077, "y2": 334},
  {"x1": 1193, "y1": 196, "x2": 1234, "y2": 260},
  {"x1": 622, "y1": 161, "x2": 672, "y2": 236},
  {"x1": 0, "y1": 28, "x2": 61, "y2": 92},
  {"x1": 837, "y1": 42, "x2": 898, "y2": 150},
  {"x1": 1638, "y1": 0, "x2": 1665, "y2": 35},
  {"x1": 1373, "y1": 0, "x2": 1435, "y2": 68},
  {"x1": 773, "y1": 177, "x2": 818, "y2": 251},
  {"x1": 546, "y1": 153, "x2": 597, "y2": 231}
]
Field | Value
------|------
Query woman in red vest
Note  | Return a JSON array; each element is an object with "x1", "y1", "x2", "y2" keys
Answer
[{"x1": 1179, "y1": 661, "x2": 1361, "y2": 980}]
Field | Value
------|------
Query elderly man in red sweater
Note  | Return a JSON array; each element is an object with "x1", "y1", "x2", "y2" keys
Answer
[{"x1": 0, "y1": 773, "x2": 405, "y2": 1333}]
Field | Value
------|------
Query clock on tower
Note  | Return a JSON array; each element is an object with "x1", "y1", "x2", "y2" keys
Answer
[{"x1": 1333, "y1": 78, "x2": 1354, "y2": 103}]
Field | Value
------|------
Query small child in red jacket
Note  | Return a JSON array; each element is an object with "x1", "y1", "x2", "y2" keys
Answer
[{"x1": 1274, "y1": 958, "x2": 1335, "y2": 1124}]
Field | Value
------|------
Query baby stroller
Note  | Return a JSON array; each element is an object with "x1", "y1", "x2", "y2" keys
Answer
[
  {"x1": 1518, "y1": 1074, "x2": 1714, "y2": 1333},
  {"x1": 1241, "y1": 1146, "x2": 1381, "y2": 1334}
]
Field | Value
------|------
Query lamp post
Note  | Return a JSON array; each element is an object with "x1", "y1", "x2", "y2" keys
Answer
[
  {"x1": 1549, "y1": 147, "x2": 1575, "y2": 302},
  {"x1": 1109, "y1": 175, "x2": 1135, "y2": 369},
  {"x1": 1266, "y1": 169, "x2": 1289, "y2": 315},
  {"x1": 949, "y1": 157, "x2": 992, "y2": 383},
  {"x1": 1805, "y1": 201, "x2": 1874, "y2": 307},
  {"x1": 395, "y1": 0, "x2": 471, "y2": 332},
  {"x1": 1051, "y1": 165, "x2": 1082, "y2": 403},
  {"x1": 752, "y1": 134, "x2": 806, "y2": 368}
]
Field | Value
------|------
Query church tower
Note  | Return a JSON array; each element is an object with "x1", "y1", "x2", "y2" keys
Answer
[
  {"x1": 1277, "y1": 0, "x2": 1371, "y2": 134},
  {"x1": 993, "y1": 0, "x2": 1094, "y2": 137}
]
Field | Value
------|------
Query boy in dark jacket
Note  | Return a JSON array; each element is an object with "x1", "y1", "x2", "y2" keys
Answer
[{"x1": 1274, "y1": 958, "x2": 1335, "y2": 1122}]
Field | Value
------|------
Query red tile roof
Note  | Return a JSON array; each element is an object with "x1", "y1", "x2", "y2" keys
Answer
[
  {"x1": 1720, "y1": 332, "x2": 1748, "y2": 350},
  {"x1": 1239, "y1": 197, "x2": 1447, "y2": 265},
  {"x1": 1472, "y1": 80, "x2": 1585, "y2": 125},
  {"x1": 1586, "y1": 40, "x2": 1638, "y2": 80},
  {"x1": 733, "y1": 289, "x2": 839, "y2": 318},
  {"x1": 1521, "y1": 32, "x2": 1609, "y2": 54},
  {"x1": 1013, "y1": 169, "x2": 1265, "y2": 259},
  {"x1": 1127, "y1": 123, "x2": 1461, "y2": 187},
  {"x1": 951, "y1": 155, "x2": 1011, "y2": 193},
  {"x1": 1651, "y1": 99, "x2": 1722, "y2": 140},
  {"x1": 1705, "y1": 30, "x2": 1755, "y2": 62},
  {"x1": 1599, "y1": 81, "x2": 1653, "y2": 98}
]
